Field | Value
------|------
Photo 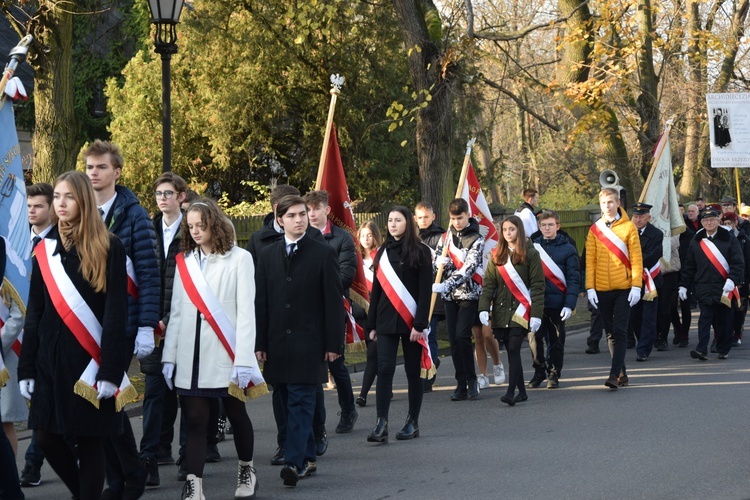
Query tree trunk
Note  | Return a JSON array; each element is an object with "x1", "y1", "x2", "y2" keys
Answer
[
  {"x1": 680, "y1": 0, "x2": 703, "y2": 200},
  {"x1": 29, "y1": 2, "x2": 77, "y2": 184},
  {"x1": 635, "y1": 0, "x2": 660, "y2": 182},
  {"x1": 392, "y1": 0, "x2": 452, "y2": 219}
]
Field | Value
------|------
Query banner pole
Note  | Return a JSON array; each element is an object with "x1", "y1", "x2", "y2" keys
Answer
[
  {"x1": 735, "y1": 167, "x2": 742, "y2": 207},
  {"x1": 429, "y1": 138, "x2": 476, "y2": 320},
  {"x1": 0, "y1": 36, "x2": 33, "y2": 105},
  {"x1": 315, "y1": 75, "x2": 345, "y2": 190}
]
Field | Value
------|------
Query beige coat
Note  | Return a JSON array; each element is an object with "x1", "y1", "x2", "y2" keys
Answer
[{"x1": 162, "y1": 246, "x2": 259, "y2": 390}]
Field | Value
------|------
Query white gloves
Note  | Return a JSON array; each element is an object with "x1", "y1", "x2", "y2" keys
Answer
[
  {"x1": 723, "y1": 279, "x2": 736, "y2": 293},
  {"x1": 678, "y1": 287, "x2": 688, "y2": 302},
  {"x1": 19, "y1": 379, "x2": 34, "y2": 400},
  {"x1": 432, "y1": 283, "x2": 447, "y2": 294},
  {"x1": 96, "y1": 380, "x2": 118, "y2": 400},
  {"x1": 529, "y1": 317, "x2": 542, "y2": 333},
  {"x1": 232, "y1": 365, "x2": 254, "y2": 389},
  {"x1": 162, "y1": 362, "x2": 175, "y2": 390},
  {"x1": 435, "y1": 256, "x2": 450, "y2": 267},
  {"x1": 479, "y1": 311, "x2": 490, "y2": 326},
  {"x1": 134, "y1": 326, "x2": 155, "y2": 359},
  {"x1": 628, "y1": 286, "x2": 641, "y2": 307},
  {"x1": 560, "y1": 307, "x2": 573, "y2": 321},
  {"x1": 587, "y1": 289, "x2": 598, "y2": 308}
]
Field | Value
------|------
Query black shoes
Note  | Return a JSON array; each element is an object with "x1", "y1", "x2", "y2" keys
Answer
[
  {"x1": 513, "y1": 394, "x2": 528, "y2": 403},
  {"x1": 314, "y1": 427, "x2": 328, "y2": 456},
  {"x1": 19, "y1": 461, "x2": 41, "y2": 487},
  {"x1": 690, "y1": 350, "x2": 708, "y2": 361},
  {"x1": 142, "y1": 456, "x2": 159, "y2": 487},
  {"x1": 656, "y1": 341, "x2": 669, "y2": 352},
  {"x1": 500, "y1": 395, "x2": 516, "y2": 406},
  {"x1": 636, "y1": 353, "x2": 648, "y2": 362},
  {"x1": 367, "y1": 418, "x2": 388, "y2": 443},
  {"x1": 280, "y1": 465, "x2": 299, "y2": 487},
  {"x1": 356, "y1": 396, "x2": 367, "y2": 407},
  {"x1": 546, "y1": 375, "x2": 559, "y2": 389},
  {"x1": 122, "y1": 467, "x2": 148, "y2": 500},
  {"x1": 604, "y1": 375, "x2": 619, "y2": 389},
  {"x1": 271, "y1": 446, "x2": 285, "y2": 466},
  {"x1": 335, "y1": 409, "x2": 358, "y2": 434},
  {"x1": 450, "y1": 386, "x2": 468, "y2": 401},
  {"x1": 528, "y1": 372, "x2": 546, "y2": 388},
  {"x1": 467, "y1": 380, "x2": 480, "y2": 400},
  {"x1": 678, "y1": 339, "x2": 689, "y2": 348},
  {"x1": 423, "y1": 376, "x2": 436, "y2": 393},
  {"x1": 299, "y1": 460, "x2": 317, "y2": 478},
  {"x1": 156, "y1": 446, "x2": 175, "y2": 465},
  {"x1": 585, "y1": 345, "x2": 600, "y2": 354},
  {"x1": 395, "y1": 417, "x2": 419, "y2": 440}
]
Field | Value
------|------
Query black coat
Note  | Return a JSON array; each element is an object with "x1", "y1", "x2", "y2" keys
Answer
[
  {"x1": 418, "y1": 222, "x2": 446, "y2": 318},
  {"x1": 680, "y1": 226, "x2": 745, "y2": 305},
  {"x1": 18, "y1": 229, "x2": 129, "y2": 436},
  {"x1": 255, "y1": 234, "x2": 344, "y2": 385},
  {"x1": 367, "y1": 238, "x2": 433, "y2": 334},
  {"x1": 140, "y1": 212, "x2": 183, "y2": 375},
  {"x1": 639, "y1": 222, "x2": 664, "y2": 289},
  {"x1": 323, "y1": 224, "x2": 357, "y2": 292}
]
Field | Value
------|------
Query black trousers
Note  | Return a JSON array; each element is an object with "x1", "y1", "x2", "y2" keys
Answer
[
  {"x1": 539, "y1": 308, "x2": 566, "y2": 377},
  {"x1": 697, "y1": 301, "x2": 733, "y2": 355},
  {"x1": 586, "y1": 302, "x2": 604, "y2": 347},
  {"x1": 597, "y1": 290, "x2": 630, "y2": 378},
  {"x1": 657, "y1": 273, "x2": 680, "y2": 342},
  {"x1": 375, "y1": 333, "x2": 423, "y2": 421},
  {"x1": 444, "y1": 300, "x2": 478, "y2": 387}
]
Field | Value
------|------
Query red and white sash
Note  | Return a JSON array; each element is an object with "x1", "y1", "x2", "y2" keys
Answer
[
  {"x1": 699, "y1": 238, "x2": 740, "y2": 307},
  {"x1": 175, "y1": 252, "x2": 267, "y2": 401},
  {"x1": 445, "y1": 233, "x2": 482, "y2": 286},
  {"x1": 36, "y1": 239, "x2": 135, "y2": 411},
  {"x1": 344, "y1": 297, "x2": 365, "y2": 350},
  {"x1": 375, "y1": 249, "x2": 436, "y2": 379},
  {"x1": 533, "y1": 243, "x2": 566, "y2": 294},
  {"x1": 590, "y1": 219, "x2": 631, "y2": 270},
  {"x1": 363, "y1": 250, "x2": 377, "y2": 293},
  {"x1": 642, "y1": 261, "x2": 661, "y2": 300},
  {"x1": 497, "y1": 258, "x2": 532, "y2": 329}
]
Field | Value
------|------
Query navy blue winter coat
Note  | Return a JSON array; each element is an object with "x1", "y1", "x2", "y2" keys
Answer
[{"x1": 531, "y1": 233, "x2": 580, "y2": 310}]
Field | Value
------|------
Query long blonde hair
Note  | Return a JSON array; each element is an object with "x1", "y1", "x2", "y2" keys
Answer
[{"x1": 55, "y1": 171, "x2": 110, "y2": 293}]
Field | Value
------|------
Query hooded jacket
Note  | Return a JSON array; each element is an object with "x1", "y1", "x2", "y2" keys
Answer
[
  {"x1": 531, "y1": 233, "x2": 580, "y2": 310},
  {"x1": 585, "y1": 207, "x2": 643, "y2": 292},
  {"x1": 433, "y1": 218, "x2": 485, "y2": 301}
]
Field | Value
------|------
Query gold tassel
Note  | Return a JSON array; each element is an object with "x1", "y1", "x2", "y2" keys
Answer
[
  {"x1": 228, "y1": 382, "x2": 248, "y2": 402},
  {"x1": 153, "y1": 334, "x2": 162, "y2": 348},
  {"x1": 420, "y1": 364, "x2": 437, "y2": 380},
  {"x1": 345, "y1": 341, "x2": 367, "y2": 354},
  {"x1": 721, "y1": 295, "x2": 733, "y2": 308},
  {"x1": 115, "y1": 385, "x2": 138, "y2": 412},
  {"x1": 0, "y1": 367, "x2": 9, "y2": 389},
  {"x1": 643, "y1": 290, "x2": 658, "y2": 301},
  {"x1": 512, "y1": 313, "x2": 529, "y2": 330},
  {"x1": 245, "y1": 383, "x2": 269, "y2": 401},
  {"x1": 73, "y1": 380, "x2": 100, "y2": 409}
]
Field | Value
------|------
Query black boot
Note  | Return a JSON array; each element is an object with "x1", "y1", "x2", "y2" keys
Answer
[
  {"x1": 395, "y1": 416, "x2": 419, "y2": 440},
  {"x1": 366, "y1": 418, "x2": 388, "y2": 443}
]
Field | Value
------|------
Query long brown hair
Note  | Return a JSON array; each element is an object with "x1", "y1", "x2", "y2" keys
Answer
[
  {"x1": 54, "y1": 171, "x2": 110, "y2": 293},
  {"x1": 356, "y1": 220, "x2": 382, "y2": 260},
  {"x1": 180, "y1": 198, "x2": 235, "y2": 255},
  {"x1": 493, "y1": 215, "x2": 528, "y2": 266}
]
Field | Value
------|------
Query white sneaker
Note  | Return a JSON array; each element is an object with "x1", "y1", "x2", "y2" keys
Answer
[
  {"x1": 235, "y1": 460, "x2": 258, "y2": 498},
  {"x1": 477, "y1": 374, "x2": 489, "y2": 389},
  {"x1": 493, "y1": 364, "x2": 506, "y2": 385}
]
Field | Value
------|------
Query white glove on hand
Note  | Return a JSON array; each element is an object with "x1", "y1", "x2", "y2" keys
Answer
[
  {"x1": 232, "y1": 365, "x2": 254, "y2": 389},
  {"x1": 628, "y1": 286, "x2": 641, "y2": 307},
  {"x1": 134, "y1": 326, "x2": 155, "y2": 359},
  {"x1": 678, "y1": 287, "x2": 688, "y2": 302},
  {"x1": 560, "y1": 307, "x2": 573, "y2": 321},
  {"x1": 162, "y1": 362, "x2": 175, "y2": 390},
  {"x1": 587, "y1": 289, "x2": 598, "y2": 309},
  {"x1": 479, "y1": 311, "x2": 490, "y2": 326},
  {"x1": 96, "y1": 380, "x2": 118, "y2": 400},
  {"x1": 723, "y1": 279, "x2": 736, "y2": 293},
  {"x1": 435, "y1": 255, "x2": 450, "y2": 267},
  {"x1": 432, "y1": 283, "x2": 447, "y2": 294},
  {"x1": 529, "y1": 317, "x2": 542, "y2": 332},
  {"x1": 19, "y1": 379, "x2": 34, "y2": 400}
]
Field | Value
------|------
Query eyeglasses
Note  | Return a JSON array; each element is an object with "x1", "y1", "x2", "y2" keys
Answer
[{"x1": 155, "y1": 190, "x2": 176, "y2": 199}]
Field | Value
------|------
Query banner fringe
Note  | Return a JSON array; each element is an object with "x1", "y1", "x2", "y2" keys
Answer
[
  {"x1": 0, "y1": 367, "x2": 9, "y2": 389},
  {"x1": 74, "y1": 381, "x2": 100, "y2": 409}
]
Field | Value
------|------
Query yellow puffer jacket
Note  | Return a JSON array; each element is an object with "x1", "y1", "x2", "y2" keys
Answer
[{"x1": 585, "y1": 209, "x2": 643, "y2": 292}]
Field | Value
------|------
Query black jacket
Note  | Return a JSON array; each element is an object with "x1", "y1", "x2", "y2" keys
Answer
[
  {"x1": 19, "y1": 229, "x2": 129, "y2": 436},
  {"x1": 322, "y1": 223, "x2": 357, "y2": 291},
  {"x1": 638, "y1": 222, "x2": 664, "y2": 289},
  {"x1": 255, "y1": 234, "x2": 344, "y2": 385},
  {"x1": 367, "y1": 237, "x2": 433, "y2": 334},
  {"x1": 680, "y1": 226, "x2": 745, "y2": 305},
  {"x1": 419, "y1": 222, "x2": 446, "y2": 250},
  {"x1": 531, "y1": 233, "x2": 580, "y2": 310},
  {"x1": 140, "y1": 212, "x2": 183, "y2": 375}
]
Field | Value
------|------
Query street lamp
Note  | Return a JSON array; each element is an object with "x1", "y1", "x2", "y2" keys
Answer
[{"x1": 147, "y1": 0, "x2": 186, "y2": 172}]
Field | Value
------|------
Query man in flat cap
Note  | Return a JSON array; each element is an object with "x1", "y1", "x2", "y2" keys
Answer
[
  {"x1": 628, "y1": 203, "x2": 663, "y2": 361},
  {"x1": 679, "y1": 207, "x2": 745, "y2": 360}
]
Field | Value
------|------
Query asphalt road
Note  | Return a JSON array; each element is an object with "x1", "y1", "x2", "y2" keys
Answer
[{"x1": 13, "y1": 315, "x2": 750, "y2": 499}]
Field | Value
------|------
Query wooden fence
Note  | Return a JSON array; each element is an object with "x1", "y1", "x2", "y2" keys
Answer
[{"x1": 230, "y1": 209, "x2": 596, "y2": 254}]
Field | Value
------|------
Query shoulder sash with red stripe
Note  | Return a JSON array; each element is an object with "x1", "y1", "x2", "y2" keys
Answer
[
  {"x1": 533, "y1": 243, "x2": 566, "y2": 294},
  {"x1": 590, "y1": 219, "x2": 631, "y2": 270},
  {"x1": 497, "y1": 257, "x2": 532, "y2": 329},
  {"x1": 642, "y1": 261, "x2": 661, "y2": 300},
  {"x1": 699, "y1": 238, "x2": 740, "y2": 307},
  {"x1": 445, "y1": 233, "x2": 482, "y2": 286},
  {"x1": 375, "y1": 248, "x2": 436, "y2": 379},
  {"x1": 35, "y1": 238, "x2": 135, "y2": 411},
  {"x1": 175, "y1": 251, "x2": 267, "y2": 401}
]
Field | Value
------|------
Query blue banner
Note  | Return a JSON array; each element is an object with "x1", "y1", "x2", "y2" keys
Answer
[{"x1": 0, "y1": 100, "x2": 31, "y2": 312}]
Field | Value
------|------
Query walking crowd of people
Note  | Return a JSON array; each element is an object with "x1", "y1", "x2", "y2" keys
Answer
[{"x1": 0, "y1": 141, "x2": 748, "y2": 499}]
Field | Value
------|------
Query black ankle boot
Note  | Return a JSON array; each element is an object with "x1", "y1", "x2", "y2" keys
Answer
[
  {"x1": 367, "y1": 418, "x2": 388, "y2": 443},
  {"x1": 395, "y1": 416, "x2": 419, "y2": 440}
]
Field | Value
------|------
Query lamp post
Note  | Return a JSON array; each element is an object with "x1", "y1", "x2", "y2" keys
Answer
[{"x1": 147, "y1": 0, "x2": 185, "y2": 172}]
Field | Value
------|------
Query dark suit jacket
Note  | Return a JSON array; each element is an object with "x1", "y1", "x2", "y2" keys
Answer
[
  {"x1": 255, "y1": 234, "x2": 344, "y2": 385},
  {"x1": 639, "y1": 222, "x2": 664, "y2": 289}
]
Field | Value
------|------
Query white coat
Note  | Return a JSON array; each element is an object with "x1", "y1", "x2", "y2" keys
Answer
[{"x1": 162, "y1": 246, "x2": 259, "y2": 390}]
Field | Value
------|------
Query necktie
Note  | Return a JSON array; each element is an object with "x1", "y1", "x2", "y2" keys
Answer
[
  {"x1": 32, "y1": 235, "x2": 41, "y2": 248},
  {"x1": 287, "y1": 243, "x2": 296, "y2": 257},
  {"x1": 98, "y1": 207, "x2": 105, "y2": 219}
]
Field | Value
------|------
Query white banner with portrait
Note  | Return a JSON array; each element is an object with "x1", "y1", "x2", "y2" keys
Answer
[{"x1": 706, "y1": 93, "x2": 750, "y2": 168}]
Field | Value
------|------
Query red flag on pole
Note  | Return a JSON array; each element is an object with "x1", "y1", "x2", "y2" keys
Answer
[
  {"x1": 318, "y1": 125, "x2": 368, "y2": 350},
  {"x1": 460, "y1": 162, "x2": 498, "y2": 282}
]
